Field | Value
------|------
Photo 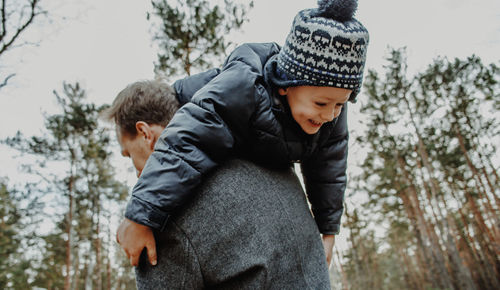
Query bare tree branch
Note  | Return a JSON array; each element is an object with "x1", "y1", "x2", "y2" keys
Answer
[
  {"x1": 0, "y1": 0, "x2": 42, "y2": 55},
  {"x1": 0, "y1": 72, "x2": 14, "y2": 89},
  {"x1": 0, "y1": 0, "x2": 45, "y2": 91},
  {"x1": 1, "y1": 0, "x2": 7, "y2": 42}
]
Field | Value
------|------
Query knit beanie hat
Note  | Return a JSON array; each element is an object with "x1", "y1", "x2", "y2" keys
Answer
[{"x1": 271, "y1": 0, "x2": 369, "y2": 101}]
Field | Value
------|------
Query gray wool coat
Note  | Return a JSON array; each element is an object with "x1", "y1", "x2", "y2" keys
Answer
[{"x1": 135, "y1": 159, "x2": 331, "y2": 289}]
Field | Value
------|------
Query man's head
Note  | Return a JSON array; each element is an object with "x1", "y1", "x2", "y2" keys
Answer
[{"x1": 103, "y1": 79, "x2": 180, "y2": 176}]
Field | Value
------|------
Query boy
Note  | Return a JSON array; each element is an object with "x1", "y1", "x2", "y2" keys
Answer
[{"x1": 118, "y1": 0, "x2": 369, "y2": 267}]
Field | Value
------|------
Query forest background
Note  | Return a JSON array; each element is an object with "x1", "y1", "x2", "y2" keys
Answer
[{"x1": 0, "y1": 0, "x2": 498, "y2": 289}]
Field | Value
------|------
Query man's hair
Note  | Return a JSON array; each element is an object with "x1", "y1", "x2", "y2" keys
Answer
[{"x1": 103, "y1": 79, "x2": 180, "y2": 136}]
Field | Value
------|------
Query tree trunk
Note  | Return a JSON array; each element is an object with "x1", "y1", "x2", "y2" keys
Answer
[
  {"x1": 335, "y1": 248, "x2": 349, "y2": 290},
  {"x1": 72, "y1": 252, "x2": 81, "y2": 290},
  {"x1": 380, "y1": 118, "x2": 449, "y2": 288},
  {"x1": 64, "y1": 175, "x2": 74, "y2": 290},
  {"x1": 345, "y1": 210, "x2": 362, "y2": 288},
  {"x1": 395, "y1": 239, "x2": 420, "y2": 290},
  {"x1": 396, "y1": 185, "x2": 436, "y2": 289},
  {"x1": 85, "y1": 257, "x2": 94, "y2": 290},
  {"x1": 95, "y1": 223, "x2": 102, "y2": 290},
  {"x1": 94, "y1": 195, "x2": 102, "y2": 290},
  {"x1": 464, "y1": 112, "x2": 500, "y2": 201},
  {"x1": 444, "y1": 215, "x2": 477, "y2": 290},
  {"x1": 396, "y1": 155, "x2": 455, "y2": 289},
  {"x1": 106, "y1": 256, "x2": 111, "y2": 290},
  {"x1": 436, "y1": 181, "x2": 477, "y2": 289},
  {"x1": 414, "y1": 244, "x2": 432, "y2": 289},
  {"x1": 184, "y1": 33, "x2": 192, "y2": 76},
  {"x1": 445, "y1": 179, "x2": 487, "y2": 287},
  {"x1": 482, "y1": 146, "x2": 500, "y2": 185},
  {"x1": 399, "y1": 188, "x2": 434, "y2": 289},
  {"x1": 463, "y1": 187, "x2": 500, "y2": 288},
  {"x1": 385, "y1": 141, "x2": 446, "y2": 287},
  {"x1": 455, "y1": 125, "x2": 500, "y2": 231},
  {"x1": 106, "y1": 211, "x2": 113, "y2": 290}
]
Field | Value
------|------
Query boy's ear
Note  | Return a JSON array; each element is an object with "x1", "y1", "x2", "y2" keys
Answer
[{"x1": 278, "y1": 88, "x2": 288, "y2": 96}]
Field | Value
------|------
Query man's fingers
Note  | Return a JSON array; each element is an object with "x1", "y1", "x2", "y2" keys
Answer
[
  {"x1": 130, "y1": 252, "x2": 140, "y2": 267},
  {"x1": 146, "y1": 240, "x2": 158, "y2": 266}
]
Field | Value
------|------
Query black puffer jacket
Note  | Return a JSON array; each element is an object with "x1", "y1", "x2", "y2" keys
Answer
[{"x1": 125, "y1": 43, "x2": 348, "y2": 235}]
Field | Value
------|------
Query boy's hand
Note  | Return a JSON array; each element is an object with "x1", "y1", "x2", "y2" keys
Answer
[
  {"x1": 321, "y1": 234, "x2": 335, "y2": 267},
  {"x1": 116, "y1": 218, "x2": 157, "y2": 267}
]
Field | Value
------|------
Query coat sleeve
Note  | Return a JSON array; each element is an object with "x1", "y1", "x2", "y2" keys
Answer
[
  {"x1": 124, "y1": 60, "x2": 260, "y2": 230},
  {"x1": 173, "y1": 68, "x2": 221, "y2": 105},
  {"x1": 300, "y1": 105, "x2": 348, "y2": 235}
]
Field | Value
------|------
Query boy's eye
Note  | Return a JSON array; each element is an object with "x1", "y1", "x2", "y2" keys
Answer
[{"x1": 315, "y1": 102, "x2": 326, "y2": 107}]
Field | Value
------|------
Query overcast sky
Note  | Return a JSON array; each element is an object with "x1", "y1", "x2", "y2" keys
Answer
[
  {"x1": 1, "y1": 0, "x2": 499, "y2": 139},
  {"x1": 0, "y1": 0, "x2": 498, "y2": 259}
]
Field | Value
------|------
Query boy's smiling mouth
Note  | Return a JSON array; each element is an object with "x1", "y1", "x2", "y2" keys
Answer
[{"x1": 309, "y1": 119, "x2": 322, "y2": 127}]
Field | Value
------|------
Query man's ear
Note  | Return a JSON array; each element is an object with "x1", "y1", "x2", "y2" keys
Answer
[
  {"x1": 278, "y1": 88, "x2": 288, "y2": 96},
  {"x1": 135, "y1": 121, "x2": 155, "y2": 148}
]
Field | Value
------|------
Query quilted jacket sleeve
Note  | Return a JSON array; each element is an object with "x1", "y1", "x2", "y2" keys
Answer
[
  {"x1": 300, "y1": 105, "x2": 349, "y2": 235},
  {"x1": 125, "y1": 58, "x2": 261, "y2": 230},
  {"x1": 173, "y1": 68, "x2": 221, "y2": 105}
]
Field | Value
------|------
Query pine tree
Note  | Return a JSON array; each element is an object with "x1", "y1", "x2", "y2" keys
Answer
[
  {"x1": 4, "y1": 82, "x2": 132, "y2": 289},
  {"x1": 344, "y1": 49, "x2": 499, "y2": 289},
  {"x1": 416, "y1": 55, "x2": 500, "y2": 288},
  {"x1": 0, "y1": 181, "x2": 31, "y2": 289},
  {"x1": 148, "y1": 0, "x2": 253, "y2": 77}
]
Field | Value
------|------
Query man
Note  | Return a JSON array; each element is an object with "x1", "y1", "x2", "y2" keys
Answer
[{"x1": 104, "y1": 78, "x2": 331, "y2": 289}]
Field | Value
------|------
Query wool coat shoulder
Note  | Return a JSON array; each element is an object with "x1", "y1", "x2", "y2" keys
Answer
[{"x1": 125, "y1": 42, "x2": 348, "y2": 234}]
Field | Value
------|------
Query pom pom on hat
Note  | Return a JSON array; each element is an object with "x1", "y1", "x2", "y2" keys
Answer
[{"x1": 315, "y1": 0, "x2": 358, "y2": 22}]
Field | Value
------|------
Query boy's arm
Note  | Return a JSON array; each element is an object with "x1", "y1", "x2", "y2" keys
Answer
[
  {"x1": 173, "y1": 68, "x2": 221, "y2": 106},
  {"x1": 125, "y1": 61, "x2": 260, "y2": 232},
  {"x1": 322, "y1": 234, "x2": 335, "y2": 267},
  {"x1": 301, "y1": 105, "x2": 348, "y2": 235}
]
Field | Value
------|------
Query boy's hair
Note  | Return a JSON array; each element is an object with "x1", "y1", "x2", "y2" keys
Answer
[{"x1": 103, "y1": 79, "x2": 180, "y2": 136}]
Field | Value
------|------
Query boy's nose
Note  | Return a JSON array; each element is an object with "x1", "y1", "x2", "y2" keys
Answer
[{"x1": 321, "y1": 108, "x2": 337, "y2": 122}]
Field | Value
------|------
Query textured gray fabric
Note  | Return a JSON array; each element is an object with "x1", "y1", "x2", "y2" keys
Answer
[{"x1": 135, "y1": 159, "x2": 330, "y2": 289}]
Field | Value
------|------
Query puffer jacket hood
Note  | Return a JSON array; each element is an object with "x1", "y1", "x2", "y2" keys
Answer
[{"x1": 125, "y1": 43, "x2": 348, "y2": 235}]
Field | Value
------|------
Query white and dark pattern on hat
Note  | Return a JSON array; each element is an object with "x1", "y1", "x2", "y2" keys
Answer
[{"x1": 275, "y1": 8, "x2": 369, "y2": 100}]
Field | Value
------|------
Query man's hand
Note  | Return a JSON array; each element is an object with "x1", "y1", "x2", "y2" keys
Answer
[
  {"x1": 321, "y1": 234, "x2": 335, "y2": 267},
  {"x1": 116, "y1": 218, "x2": 157, "y2": 267}
]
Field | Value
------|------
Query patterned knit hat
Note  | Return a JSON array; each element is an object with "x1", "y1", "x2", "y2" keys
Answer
[{"x1": 272, "y1": 0, "x2": 369, "y2": 101}]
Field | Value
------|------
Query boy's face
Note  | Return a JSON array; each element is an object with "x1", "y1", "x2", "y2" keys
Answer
[{"x1": 279, "y1": 86, "x2": 351, "y2": 134}]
